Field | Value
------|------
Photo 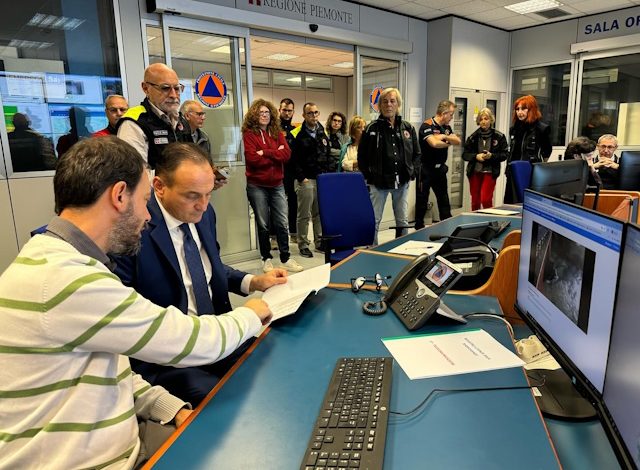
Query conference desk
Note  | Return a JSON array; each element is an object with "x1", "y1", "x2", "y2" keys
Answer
[
  {"x1": 371, "y1": 211, "x2": 523, "y2": 254},
  {"x1": 147, "y1": 215, "x2": 619, "y2": 469}
]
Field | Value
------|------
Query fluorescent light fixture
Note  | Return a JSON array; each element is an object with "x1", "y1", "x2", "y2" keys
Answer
[
  {"x1": 285, "y1": 77, "x2": 302, "y2": 82},
  {"x1": 209, "y1": 45, "x2": 245, "y2": 54},
  {"x1": 264, "y1": 53, "x2": 298, "y2": 61},
  {"x1": 505, "y1": 0, "x2": 562, "y2": 14},
  {"x1": 331, "y1": 62, "x2": 353, "y2": 69},
  {"x1": 27, "y1": 13, "x2": 85, "y2": 30},
  {"x1": 147, "y1": 36, "x2": 157, "y2": 42},
  {"x1": 9, "y1": 39, "x2": 53, "y2": 49}
]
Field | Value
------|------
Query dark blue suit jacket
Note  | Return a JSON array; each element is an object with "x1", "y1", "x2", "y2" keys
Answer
[
  {"x1": 114, "y1": 193, "x2": 246, "y2": 316},
  {"x1": 113, "y1": 194, "x2": 248, "y2": 385}
]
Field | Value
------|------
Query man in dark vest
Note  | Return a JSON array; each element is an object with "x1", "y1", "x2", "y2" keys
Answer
[{"x1": 117, "y1": 63, "x2": 190, "y2": 168}]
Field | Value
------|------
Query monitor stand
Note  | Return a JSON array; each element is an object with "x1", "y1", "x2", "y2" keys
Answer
[{"x1": 526, "y1": 368, "x2": 597, "y2": 421}]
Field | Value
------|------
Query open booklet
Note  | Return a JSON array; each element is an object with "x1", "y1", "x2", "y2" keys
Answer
[{"x1": 262, "y1": 263, "x2": 331, "y2": 322}]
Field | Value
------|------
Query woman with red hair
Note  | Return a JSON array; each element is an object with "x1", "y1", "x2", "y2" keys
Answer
[{"x1": 505, "y1": 95, "x2": 552, "y2": 203}]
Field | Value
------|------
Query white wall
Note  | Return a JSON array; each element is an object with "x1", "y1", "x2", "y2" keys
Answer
[
  {"x1": 450, "y1": 18, "x2": 510, "y2": 93},
  {"x1": 426, "y1": 17, "x2": 452, "y2": 117},
  {"x1": 510, "y1": 20, "x2": 578, "y2": 67}
]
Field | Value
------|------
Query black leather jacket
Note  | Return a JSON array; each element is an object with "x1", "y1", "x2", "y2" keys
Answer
[
  {"x1": 508, "y1": 120, "x2": 552, "y2": 164},
  {"x1": 357, "y1": 115, "x2": 421, "y2": 189},
  {"x1": 462, "y1": 128, "x2": 509, "y2": 178}
]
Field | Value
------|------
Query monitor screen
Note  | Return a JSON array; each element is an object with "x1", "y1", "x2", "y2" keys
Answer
[
  {"x1": 618, "y1": 151, "x2": 640, "y2": 191},
  {"x1": 530, "y1": 159, "x2": 589, "y2": 205},
  {"x1": 516, "y1": 190, "x2": 623, "y2": 395},
  {"x1": 602, "y1": 223, "x2": 640, "y2": 468}
]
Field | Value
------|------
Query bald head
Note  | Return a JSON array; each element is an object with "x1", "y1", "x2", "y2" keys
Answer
[{"x1": 142, "y1": 63, "x2": 182, "y2": 116}]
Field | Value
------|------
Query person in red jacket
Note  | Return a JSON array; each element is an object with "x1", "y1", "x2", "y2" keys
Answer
[{"x1": 242, "y1": 99, "x2": 304, "y2": 273}]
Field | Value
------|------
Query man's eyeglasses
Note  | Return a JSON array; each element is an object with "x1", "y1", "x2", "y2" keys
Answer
[
  {"x1": 305, "y1": 111, "x2": 320, "y2": 116},
  {"x1": 107, "y1": 107, "x2": 128, "y2": 113},
  {"x1": 598, "y1": 144, "x2": 617, "y2": 150},
  {"x1": 190, "y1": 111, "x2": 206, "y2": 117},
  {"x1": 145, "y1": 82, "x2": 185, "y2": 94}
]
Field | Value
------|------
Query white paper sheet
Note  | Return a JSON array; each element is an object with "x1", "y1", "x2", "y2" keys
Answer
[
  {"x1": 474, "y1": 208, "x2": 520, "y2": 216},
  {"x1": 261, "y1": 263, "x2": 331, "y2": 322},
  {"x1": 387, "y1": 240, "x2": 443, "y2": 257},
  {"x1": 382, "y1": 329, "x2": 525, "y2": 380}
]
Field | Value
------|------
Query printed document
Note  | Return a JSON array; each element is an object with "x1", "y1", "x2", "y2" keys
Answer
[
  {"x1": 382, "y1": 329, "x2": 525, "y2": 380},
  {"x1": 388, "y1": 240, "x2": 443, "y2": 257},
  {"x1": 262, "y1": 263, "x2": 331, "y2": 322}
]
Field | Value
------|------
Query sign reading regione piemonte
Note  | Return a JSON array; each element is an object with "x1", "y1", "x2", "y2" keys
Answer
[
  {"x1": 369, "y1": 86, "x2": 384, "y2": 112},
  {"x1": 195, "y1": 71, "x2": 227, "y2": 108}
]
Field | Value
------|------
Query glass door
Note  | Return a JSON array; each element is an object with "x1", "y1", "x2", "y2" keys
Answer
[{"x1": 147, "y1": 15, "x2": 255, "y2": 262}]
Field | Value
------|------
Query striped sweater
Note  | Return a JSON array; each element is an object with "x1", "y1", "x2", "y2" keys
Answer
[{"x1": 0, "y1": 235, "x2": 262, "y2": 469}]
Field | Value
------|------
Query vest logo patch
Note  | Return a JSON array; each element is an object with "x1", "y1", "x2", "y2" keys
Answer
[
  {"x1": 153, "y1": 130, "x2": 168, "y2": 136},
  {"x1": 403, "y1": 130, "x2": 410, "y2": 139},
  {"x1": 154, "y1": 137, "x2": 169, "y2": 145}
]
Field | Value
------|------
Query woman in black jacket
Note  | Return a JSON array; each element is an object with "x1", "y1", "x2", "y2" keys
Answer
[
  {"x1": 505, "y1": 95, "x2": 552, "y2": 203},
  {"x1": 462, "y1": 108, "x2": 508, "y2": 210}
]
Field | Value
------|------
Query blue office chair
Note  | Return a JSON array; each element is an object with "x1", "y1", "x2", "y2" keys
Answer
[
  {"x1": 317, "y1": 172, "x2": 375, "y2": 265},
  {"x1": 509, "y1": 161, "x2": 532, "y2": 203}
]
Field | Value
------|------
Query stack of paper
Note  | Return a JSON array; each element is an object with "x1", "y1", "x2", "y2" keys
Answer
[
  {"x1": 382, "y1": 329, "x2": 525, "y2": 380},
  {"x1": 261, "y1": 263, "x2": 331, "y2": 322}
]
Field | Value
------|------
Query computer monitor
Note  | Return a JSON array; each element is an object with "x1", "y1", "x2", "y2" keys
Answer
[
  {"x1": 530, "y1": 159, "x2": 589, "y2": 205},
  {"x1": 601, "y1": 223, "x2": 640, "y2": 469},
  {"x1": 618, "y1": 151, "x2": 640, "y2": 191},
  {"x1": 516, "y1": 190, "x2": 624, "y2": 419}
]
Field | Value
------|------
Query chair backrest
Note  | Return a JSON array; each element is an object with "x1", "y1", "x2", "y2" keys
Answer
[
  {"x1": 317, "y1": 173, "x2": 375, "y2": 250},
  {"x1": 509, "y1": 161, "x2": 532, "y2": 203}
]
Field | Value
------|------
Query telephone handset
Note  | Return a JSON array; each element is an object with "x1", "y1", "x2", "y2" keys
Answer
[{"x1": 384, "y1": 255, "x2": 464, "y2": 331}]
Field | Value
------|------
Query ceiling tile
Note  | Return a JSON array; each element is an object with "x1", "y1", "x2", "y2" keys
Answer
[
  {"x1": 441, "y1": 1, "x2": 498, "y2": 15},
  {"x1": 570, "y1": 0, "x2": 633, "y2": 13},
  {"x1": 471, "y1": 7, "x2": 521, "y2": 21}
]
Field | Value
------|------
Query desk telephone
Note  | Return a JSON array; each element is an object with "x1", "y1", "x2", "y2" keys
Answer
[{"x1": 384, "y1": 255, "x2": 465, "y2": 330}]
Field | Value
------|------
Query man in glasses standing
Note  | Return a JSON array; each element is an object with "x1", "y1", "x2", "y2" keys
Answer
[
  {"x1": 117, "y1": 63, "x2": 191, "y2": 168},
  {"x1": 93, "y1": 95, "x2": 129, "y2": 137},
  {"x1": 290, "y1": 102, "x2": 333, "y2": 258},
  {"x1": 181, "y1": 99, "x2": 212, "y2": 161}
]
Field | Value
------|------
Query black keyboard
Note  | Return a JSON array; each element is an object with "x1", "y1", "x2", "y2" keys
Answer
[{"x1": 300, "y1": 357, "x2": 393, "y2": 470}]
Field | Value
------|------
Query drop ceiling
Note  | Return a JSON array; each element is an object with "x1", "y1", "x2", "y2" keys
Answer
[{"x1": 352, "y1": 0, "x2": 640, "y2": 31}]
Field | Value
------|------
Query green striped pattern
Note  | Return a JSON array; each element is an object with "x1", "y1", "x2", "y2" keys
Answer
[
  {"x1": 0, "y1": 367, "x2": 132, "y2": 399},
  {"x1": 0, "y1": 407, "x2": 136, "y2": 443}
]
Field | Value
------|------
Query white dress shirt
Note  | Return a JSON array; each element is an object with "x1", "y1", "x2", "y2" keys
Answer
[{"x1": 155, "y1": 193, "x2": 252, "y2": 316}]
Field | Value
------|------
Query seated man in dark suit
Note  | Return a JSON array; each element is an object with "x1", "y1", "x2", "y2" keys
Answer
[{"x1": 115, "y1": 142, "x2": 287, "y2": 404}]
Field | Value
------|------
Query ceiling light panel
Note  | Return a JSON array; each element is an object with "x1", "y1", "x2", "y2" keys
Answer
[
  {"x1": 264, "y1": 53, "x2": 299, "y2": 61},
  {"x1": 505, "y1": 0, "x2": 562, "y2": 14}
]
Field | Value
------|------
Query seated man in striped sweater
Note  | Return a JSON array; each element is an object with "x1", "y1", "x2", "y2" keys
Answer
[{"x1": 0, "y1": 136, "x2": 273, "y2": 469}]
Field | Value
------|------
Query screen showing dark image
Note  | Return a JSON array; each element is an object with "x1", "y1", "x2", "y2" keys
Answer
[{"x1": 527, "y1": 222, "x2": 595, "y2": 333}]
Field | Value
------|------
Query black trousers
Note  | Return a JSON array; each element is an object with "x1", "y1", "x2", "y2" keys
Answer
[{"x1": 415, "y1": 166, "x2": 452, "y2": 229}]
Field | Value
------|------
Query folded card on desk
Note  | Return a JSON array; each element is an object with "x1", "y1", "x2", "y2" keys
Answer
[
  {"x1": 382, "y1": 329, "x2": 524, "y2": 380},
  {"x1": 262, "y1": 263, "x2": 331, "y2": 322}
]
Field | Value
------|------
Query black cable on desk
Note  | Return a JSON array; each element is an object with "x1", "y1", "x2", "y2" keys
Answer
[{"x1": 390, "y1": 377, "x2": 546, "y2": 418}]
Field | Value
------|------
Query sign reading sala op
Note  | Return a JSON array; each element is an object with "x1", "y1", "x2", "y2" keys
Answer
[{"x1": 195, "y1": 71, "x2": 227, "y2": 108}]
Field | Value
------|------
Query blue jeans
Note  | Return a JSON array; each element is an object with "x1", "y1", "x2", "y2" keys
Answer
[
  {"x1": 246, "y1": 184, "x2": 290, "y2": 262},
  {"x1": 369, "y1": 183, "x2": 409, "y2": 244}
]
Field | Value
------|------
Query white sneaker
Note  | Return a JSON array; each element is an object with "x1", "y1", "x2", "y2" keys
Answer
[
  {"x1": 262, "y1": 259, "x2": 274, "y2": 273},
  {"x1": 282, "y1": 258, "x2": 304, "y2": 273}
]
